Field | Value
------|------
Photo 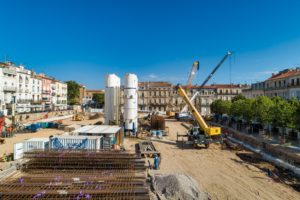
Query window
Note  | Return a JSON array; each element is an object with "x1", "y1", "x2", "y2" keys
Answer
[
  {"x1": 291, "y1": 79, "x2": 295, "y2": 86},
  {"x1": 297, "y1": 78, "x2": 300, "y2": 85}
]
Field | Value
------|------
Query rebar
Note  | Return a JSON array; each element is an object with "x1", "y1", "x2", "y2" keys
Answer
[{"x1": 0, "y1": 150, "x2": 150, "y2": 199}]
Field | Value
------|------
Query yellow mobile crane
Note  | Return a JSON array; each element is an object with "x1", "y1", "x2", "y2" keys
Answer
[
  {"x1": 176, "y1": 52, "x2": 232, "y2": 148},
  {"x1": 176, "y1": 84, "x2": 221, "y2": 148}
]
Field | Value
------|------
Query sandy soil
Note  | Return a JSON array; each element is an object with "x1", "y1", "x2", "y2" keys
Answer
[{"x1": 128, "y1": 120, "x2": 300, "y2": 200}]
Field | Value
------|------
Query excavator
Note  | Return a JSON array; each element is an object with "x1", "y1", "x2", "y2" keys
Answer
[{"x1": 176, "y1": 51, "x2": 232, "y2": 148}]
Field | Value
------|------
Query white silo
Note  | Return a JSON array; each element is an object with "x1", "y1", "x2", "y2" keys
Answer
[
  {"x1": 104, "y1": 74, "x2": 120, "y2": 125},
  {"x1": 124, "y1": 73, "x2": 138, "y2": 135}
]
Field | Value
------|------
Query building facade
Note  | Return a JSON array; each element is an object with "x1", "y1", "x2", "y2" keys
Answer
[
  {"x1": 242, "y1": 82, "x2": 265, "y2": 99},
  {"x1": 242, "y1": 68, "x2": 300, "y2": 100},
  {"x1": 120, "y1": 81, "x2": 247, "y2": 115},
  {"x1": 85, "y1": 90, "x2": 104, "y2": 103},
  {"x1": 16, "y1": 65, "x2": 32, "y2": 113},
  {"x1": 0, "y1": 61, "x2": 68, "y2": 115}
]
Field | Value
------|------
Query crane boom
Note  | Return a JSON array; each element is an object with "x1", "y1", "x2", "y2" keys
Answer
[
  {"x1": 180, "y1": 51, "x2": 232, "y2": 113},
  {"x1": 186, "y1": 61, "x2": 199, "y2": 87}
]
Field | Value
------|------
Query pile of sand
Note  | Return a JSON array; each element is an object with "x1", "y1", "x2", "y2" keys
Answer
[{"x1": 153, "y1": 173, "x2": 210, "y2": 200}]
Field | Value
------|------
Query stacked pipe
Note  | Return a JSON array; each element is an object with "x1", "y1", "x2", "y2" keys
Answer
[{"x1": 0, "y1": 150, "x2": 149, "y2": 200}]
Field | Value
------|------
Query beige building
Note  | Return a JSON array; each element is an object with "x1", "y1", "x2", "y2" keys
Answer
[
  {"x1": 79, "y1": 85, "x2": 104, "y2": 105},
  {"x1": 264, "y1": 68, "x2": 300, "y2": 99},
  {"x1": 120, "y1": 81, "x2": 247, "y2": 115},
  {"x1": 243, "y1": 82, "x2": 265, "y2": 99}
]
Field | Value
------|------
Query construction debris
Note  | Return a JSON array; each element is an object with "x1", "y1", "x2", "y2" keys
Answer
[{"x1": 152, "y1": 173, "x2": 210, "y2": 200}]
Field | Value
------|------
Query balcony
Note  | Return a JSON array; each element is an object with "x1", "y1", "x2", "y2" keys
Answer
[
  {"x1": 3, "y1": 86, "x2": 17, "y2": 92},
  {"x1": 42, "y1": 90, "x2": 51, "y2": 94},
  {"x1": 31, "y1": 100, "x2": 43, "y2": 104},
  {"x1": 17, "y1": 99, "x2": 31, "y2": 104}
]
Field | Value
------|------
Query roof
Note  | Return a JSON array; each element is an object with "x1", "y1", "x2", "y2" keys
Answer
[
  {"x1": 74, "y1": 125, "x2": 121, "y2": 134},
  {"x1": 267, "y1": 69, "x2": 300, "y2": 80},
  {"x1": 139, "y1": 82, "x2": 173, "y2": 87}
]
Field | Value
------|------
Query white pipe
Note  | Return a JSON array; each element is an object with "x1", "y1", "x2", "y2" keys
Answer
[{"x1": 227, "y1": 136, "x2": 300, "y2": 178}]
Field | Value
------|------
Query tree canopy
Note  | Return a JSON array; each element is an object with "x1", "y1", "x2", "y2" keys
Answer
[
  {"x1": 66, "y1": 80, "x2": 80, "y2": 105},
  {"x1": 211, "y1": 95, "x2": 300, "y2": 131},
  {"x1": 92, "y1": 93, "x2": 104, "y2": 107}
]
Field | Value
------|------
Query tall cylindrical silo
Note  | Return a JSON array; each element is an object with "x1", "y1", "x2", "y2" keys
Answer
[
  {"x1": 124, "y1": 73, "x2": 138, "y2": 135},
  {"x1": 104, "y1": 74, "x2": 120, "y2": 125}
]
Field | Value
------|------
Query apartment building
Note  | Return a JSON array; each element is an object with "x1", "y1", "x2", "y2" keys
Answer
[
  {"x1": 0, "y1": 61, "x2": 68, "y2": 115},
  {"x1": 120, "y1": 81, "x2": 246, "y2": 115},
  {"x1": 85, "y1": 90, "x2": 104, "y2": 103},
  {"x1": 16, "y1": 65, "x2": 32, "y2": 113},
  {"x1": 51, "y1": 80, "x2": 68, "y2": 110},
  {"x1": 37, "y1": 74, "x2": 52, "y2": 111},
  {"x1": 31, "y1": 74, "x2": 43, "y2": 112},
  {"x1": 0, "y1": 62, "x2": 17, "y2": 115},
  {"x1": 243, "y1": 82, "x2": 265, "y2": 99},
  {"x1": 137, "y1": 82, "x2": 173, "y2": 112},
  {"x1": 214, "y1": 84, "x2": 248, "y2": 101},
  {"x1": 242, "y1": 68, "x2": 300, "y2": 100}
]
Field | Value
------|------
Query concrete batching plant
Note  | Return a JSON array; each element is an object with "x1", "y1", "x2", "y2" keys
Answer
[
  {"x1": 124, "y1": 73, "x2": 138, "y2": 135},
  {"x1": 104, "y1": 74, "x2": 120, "y2": 125}
]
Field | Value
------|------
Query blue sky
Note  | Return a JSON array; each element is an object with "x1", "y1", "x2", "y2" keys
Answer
[{"x1": 1, "y1": 0, "x2": 300, "y2": 89}]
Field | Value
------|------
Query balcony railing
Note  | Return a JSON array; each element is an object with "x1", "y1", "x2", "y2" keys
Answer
[
  {"x1": 3, "y1": 86, "x2": 17, "y2": 92},
  {"x1": 17, "y1": 99, "x2": 31, "y2": 104},
  {"x1": 31, "y1": 100, "x2": 43, "y2": 104}
]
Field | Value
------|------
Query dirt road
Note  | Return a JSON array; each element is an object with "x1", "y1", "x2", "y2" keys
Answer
[{"x1": 147, "y1": 120, "x2": 300, "y2": 200}]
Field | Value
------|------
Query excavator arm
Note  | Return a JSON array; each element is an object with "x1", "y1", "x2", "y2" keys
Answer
[{"x1": 177, "y1": 85, "x2": 221, "y2": 136}]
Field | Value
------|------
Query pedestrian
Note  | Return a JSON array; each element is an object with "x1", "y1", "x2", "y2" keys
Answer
[{"x1": 154, "y1": 154, "x2": 159, "y2": 170}]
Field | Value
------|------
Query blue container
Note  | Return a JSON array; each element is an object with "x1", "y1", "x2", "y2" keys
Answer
[
  {"x1": 151, "y1": 130, "x2": 157, "y2": 137},
  {"x1": 30, "y1": 124, "x2": 39, "y2": 132},
  {"x1": 156, "y1": 130, "x2": 163, "y2": 138}
]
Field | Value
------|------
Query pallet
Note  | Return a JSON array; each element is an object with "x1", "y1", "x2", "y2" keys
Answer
[{"x1": 137, "y1": 141, "x2": 160, "y2": 158}]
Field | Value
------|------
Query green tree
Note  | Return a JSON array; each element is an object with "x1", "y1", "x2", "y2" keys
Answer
[
  {"x1": 229, "y1": 99, "x2": 244, "y2": 118},
  {"x1": 231, "y1": 94, "x2": 246, "y2": 103},
  {"x1": 289, "y1": 98, "x2": 300, "y2": 130},
  {"x1": 230, "y1": 98, "x2": 254, "y2": 123},
  {"x1": 66, "y1": 80, "x2": 80, "y2": 105},
  {"x1": 269, "y1": 96, "x2": 293, "y2": 129},
  {"x1": 92, "y1": 93, "x2": 104, "y2": 107},
  {"x1": 241, "y1": 99, "x2": 255, "y2": 123},
  {"x1": 252, "y1": 96, "x2": 273, "y2": 125},
  {"x1": 211, "y1": 99, "x2": 231, "y2": 115}
]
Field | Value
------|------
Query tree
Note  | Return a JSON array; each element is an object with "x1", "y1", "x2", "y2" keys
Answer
[
  {"x1": 66, "y1": 81, "x2": 80, "y2": 105},
  {"x1": 289, "y1": 98, "x2": 300, "y2": 130},
  {"x1": 92, "y1": 93, "x2": 104, "y2": 108},
  {"x1": 229, "y1": 99, "x2": 244, "y2": 118},
  {"x1": 231, "y1": 94, "x2": 246, "y2": 103},
  {"x1": 269, "y1": 96, "x2": 293, "y2": 130},
  {"x1": 241, "y1": 99, "x2": 255, "y2": 123},
  {"x1": 252, "y1": 96, "x2": 273, "y2": 125},
  {"x1": 211, "y1": 99, "x2": 231, "y2": 115}
]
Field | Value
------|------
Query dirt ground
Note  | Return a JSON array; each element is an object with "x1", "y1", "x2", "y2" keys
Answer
[
  {"x1": 1, "y1": 116, "x2": 300, "y2": 199},
  {"x1": 127, "y1": 119, "x2": 300, "y2": 200}
]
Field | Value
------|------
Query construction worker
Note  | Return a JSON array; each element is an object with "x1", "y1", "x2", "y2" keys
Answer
[{"x1": 154, "y1": 154, "x2": 159, "y2": 170}]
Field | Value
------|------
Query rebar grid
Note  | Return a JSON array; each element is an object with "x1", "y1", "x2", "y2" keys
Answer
[{"x1": 0, "y1": 150, "x2": 150, "y2": 199}]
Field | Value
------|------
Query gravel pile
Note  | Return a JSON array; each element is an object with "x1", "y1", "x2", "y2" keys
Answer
[{"x1": 153, "y1": 173, "x2": 210, "y2": 200}]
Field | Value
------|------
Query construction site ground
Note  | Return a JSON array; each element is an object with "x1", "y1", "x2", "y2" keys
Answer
[
  {"x1": 1, "y1": 116, "x2": 300, "y2": 199},
  {"x1": 126, "y1": 119, "x2": 300, "y2": 200}
]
